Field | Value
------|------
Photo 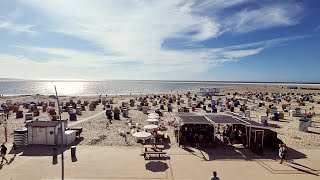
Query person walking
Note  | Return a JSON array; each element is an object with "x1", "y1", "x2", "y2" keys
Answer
[
  {"x1": 210, "y1": 171, "x2": 220, "y2": 180},
  {"x1": 279, "y1": 144, "x2": 286, "y2": 164},
  {"x1": 1, "y1": 144, "x2": 9, "y2": 164}
]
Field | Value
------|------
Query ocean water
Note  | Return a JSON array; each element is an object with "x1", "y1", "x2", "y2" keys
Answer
[{"x1": 0, "y1": 80, "x2": 244, "y2": 96}]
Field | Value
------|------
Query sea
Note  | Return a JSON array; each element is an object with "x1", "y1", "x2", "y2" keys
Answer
[{"x1": 0, "y1": 80, "x2": 250, "y2": 96}]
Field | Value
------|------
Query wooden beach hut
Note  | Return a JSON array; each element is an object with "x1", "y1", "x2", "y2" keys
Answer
[{"x1": 27, "y1": 121, "x2": 63, "y2": 145}]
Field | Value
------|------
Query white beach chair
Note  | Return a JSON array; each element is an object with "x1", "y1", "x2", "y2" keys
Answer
[{"x1": 164, "y1": 133, "x2": 168, "y2": 139}]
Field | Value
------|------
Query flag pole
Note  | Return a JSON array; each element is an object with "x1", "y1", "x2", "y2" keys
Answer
[{"x1": 54, "y1": 85, "x2": 64, "y2": 180}]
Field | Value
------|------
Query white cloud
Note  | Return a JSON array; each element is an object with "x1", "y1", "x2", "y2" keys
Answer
[
  {"x1": 0, "y1": 19, "x2": 35, "y2": 34},
  {"x1": 224, "y1": 3, "x2": 303, "y2": 33},
  {"x1": 5, "y1": 33, "x2": 303, "y2": 80},
  {"x1": 1, "y1": 0, "x2": 305, "y2": 80},
  {"x1": 222, "y1": 48, "x2": 263, "y2": 59}
]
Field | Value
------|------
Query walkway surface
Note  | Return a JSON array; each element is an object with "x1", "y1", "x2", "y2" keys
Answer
[
  {"x1": 68, "y1": 110, "x2": 105, "y2": 127},
  {"x1": 0, "y1": 145, "x2": 319, "y2": 180}
]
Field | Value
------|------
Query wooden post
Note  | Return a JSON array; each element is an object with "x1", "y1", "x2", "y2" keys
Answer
[
  {"x1": 5, "y1": 127, "x2": 7, "y2": 142},
  {"x1": 4, "y1": 117, "x2": 8, "y2": 142},
  {"x1": 54, "y1": 85, "x2": 64, "y2": 180}
]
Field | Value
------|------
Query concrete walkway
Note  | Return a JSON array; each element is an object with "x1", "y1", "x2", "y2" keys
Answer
[
  {"x1": 0, "y1": 146, "x2": 319, "y2": 180},
  {"x1": 69, "y1": 110, "x2": 105, "y2": 127}
]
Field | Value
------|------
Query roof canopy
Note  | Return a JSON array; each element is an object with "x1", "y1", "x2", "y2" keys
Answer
[
  {"x1": 26, "y1": 121, "x2": 61, "y2": 127},
  {"x1": 205, "y1": 114, "x2": 246, "y2": 124},
  {"x1": 175, "y1": 115, "x2": 213, "y2": 125},
  {"x1": 239, "y1": 119, "x2": 268, "y2": 129},
  {"x1": 174, "y1": 113, "x2": 267, "y2": 129}
]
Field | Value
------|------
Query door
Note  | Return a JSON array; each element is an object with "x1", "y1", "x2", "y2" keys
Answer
[
  {"x1": 46, "y1": 127, "x2": 55, "y2": 145},
  {"x1": 254, "y1": 130, "x2": 264, "y2": 147},
  {"x1": 32, "y1": 127, "x2": 47, "y2": 144}
]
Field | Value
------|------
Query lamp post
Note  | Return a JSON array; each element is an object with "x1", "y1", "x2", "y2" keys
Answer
[{"x1": 54, "y1": 85, "x2": 64, "y2": 180}]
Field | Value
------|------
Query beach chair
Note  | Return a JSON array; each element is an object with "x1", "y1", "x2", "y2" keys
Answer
[
  {"x1": 164, "y1": 133, "x2": 168, "y2": 139},
  {"x1": 128, "y1": 123, "x2": 132, "y2": 129},
  {"x1": 120, "y1": 130, "x2": 125, "y2": 136}
]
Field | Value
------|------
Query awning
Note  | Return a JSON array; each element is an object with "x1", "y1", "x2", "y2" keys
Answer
[
  {"x1": 205, "y1": 114, "x2": 246, "y2": 125},
  {"x1": 175, "y1": 115, "x2": 213, "y2": 125},
  {"x1": 239, "y1": 119, "x2": 269, "y2": 129}
]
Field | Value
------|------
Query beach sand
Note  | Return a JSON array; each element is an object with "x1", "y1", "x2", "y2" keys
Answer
[{"x1": 0, "y1": 84, "x2": 320, "y2": 149}]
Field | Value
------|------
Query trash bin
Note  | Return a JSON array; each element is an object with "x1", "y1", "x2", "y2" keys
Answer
[
  {"x1": 274, "y1": 112, "x2": 279, "y2": 121},
  {"x1": 53, "y1": 148, "x2": 58, "y2": 163},
  {"x1": 299, "y1": 117, "x2": 310, "y2": 132},
  {"x1": 71, "y1": 146, "x2": 76, "y2": 158}
]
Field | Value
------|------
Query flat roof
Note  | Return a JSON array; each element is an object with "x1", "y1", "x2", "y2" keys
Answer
[
  {"x1": 205, "y1": 114, "x2": 246, "y2": 124},
  {"x1": 26, "y1": 121, "x2": 61, "y2": 127},
  {"x1": 175, "y1": 115, "x2": 213, "y2": 125},
  {"x1": 239, "y1": 119, "x2": 268, "y2": 129}
]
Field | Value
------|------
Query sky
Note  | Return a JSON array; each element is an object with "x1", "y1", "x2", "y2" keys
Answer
[{"x1": 0, "y1": 0, "x2": 320, "y2": 82}]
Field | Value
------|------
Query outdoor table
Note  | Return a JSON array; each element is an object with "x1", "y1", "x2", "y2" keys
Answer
[{"x1": 143, "y1": 144, "x2": 164, "y2": 152}]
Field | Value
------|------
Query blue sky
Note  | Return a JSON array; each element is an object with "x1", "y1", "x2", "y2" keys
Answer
[{"x1": 0, "y1": 0, "x2": 320, "y2": 82}]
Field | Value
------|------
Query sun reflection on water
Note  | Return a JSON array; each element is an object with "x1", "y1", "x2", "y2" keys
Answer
[{"x1": 44, "y1": 81, "x2": 87, "y2": 96}]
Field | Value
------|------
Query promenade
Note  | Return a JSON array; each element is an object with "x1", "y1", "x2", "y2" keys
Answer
[{"x1": 0, "y1": 145, "x2": 319, "y2": 180}]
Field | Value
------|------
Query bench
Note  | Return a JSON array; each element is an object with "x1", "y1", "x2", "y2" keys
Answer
[
  {"x1": 143, "y1": 151, "x2": 167, "y2": 159},
  {"x1": 143, "y1": 145, "x2": 164, "y2": 152}
]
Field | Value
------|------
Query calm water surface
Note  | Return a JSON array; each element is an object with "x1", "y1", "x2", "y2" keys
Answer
[{"x1": 0, "y1": 80, "x2": 247, "y2": 96}]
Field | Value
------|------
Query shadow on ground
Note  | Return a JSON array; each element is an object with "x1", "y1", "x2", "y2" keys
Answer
[
  {"x1": 10, "y1": 137, "x2": 84, "y2": 157},
  {"x1": 145, "y1": 161, "x2": 169, "y2": 172},
  {"x1": 180, "y1": 143, "x2": 307, "y2": 162}
]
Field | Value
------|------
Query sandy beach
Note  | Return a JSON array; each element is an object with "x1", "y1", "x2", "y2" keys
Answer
[{"x1": 1, "y1": 84, "x2": 320, "y2": 149}]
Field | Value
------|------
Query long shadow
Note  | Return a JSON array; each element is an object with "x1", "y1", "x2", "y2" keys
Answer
[
  {"x1": 286, "y1": 160, "x2": 317, "y2": 171},
  {"x1": 181, "y1": 146, "x2": 207, "y2": 160},
  {"x1": 261, "y1": 148, "x2": 308, "y2": 163},
  {"x1": 200, "y1": 145, "x2": 253, "y2": 161},
  {"x1": 14, "y1": 137, "x2": 84, "y2": 157},
  {"x1": 285, "y1": 164, "x2": 319, "y2": 176},
  {"x1": 180, "y1": 143, "x2": 308, "y2": 163},
  {"x1": 7, "y1": 157, "x2": 15, "y2": 165},
  {"x1": 307, "y1": 131, "x2": 320, "y2": 135}
]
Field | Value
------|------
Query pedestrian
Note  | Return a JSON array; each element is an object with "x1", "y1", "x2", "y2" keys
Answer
[
  {"x1": 1, "y1": 144, "x2": 9, "y2": 164},
  {"x1": 12, "y1": 143, "x2": 17, "y2": 157},
  {"x1": 279, "y1": 144, "x2": 286, "y2": 164},
  {"x1": 229, "y1": 131, "x2": 234, "y2": 145},
  {"x1": 210, "y1": 171, "x2": 220, "y2": 180}
]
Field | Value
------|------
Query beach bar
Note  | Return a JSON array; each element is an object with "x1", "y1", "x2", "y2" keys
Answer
[{"x1": 174, "y1": 113, "x2": 215, "y2": 147}]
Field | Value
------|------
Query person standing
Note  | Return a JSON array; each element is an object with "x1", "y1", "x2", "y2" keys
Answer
[
  {"x1": 279, "y1": 144, "x2": 286, "y2": 164},
  {"x1": 12, "y1": 143, "x2": 17, "y2": 157},
  {"x1": 229, "y1": 131, "x2": 234, "y2": 145},
  {"x1": 210, "y1": 171, "x2": 220, "y2": 180},
  {"x1": 1, "y1": 144, "x2": 9, "y2": 164}
]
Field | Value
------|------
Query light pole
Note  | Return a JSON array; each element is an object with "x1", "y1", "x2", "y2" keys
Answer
[{"x1": 54, "y1": 85, "x2": 64, "y2": 180}]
